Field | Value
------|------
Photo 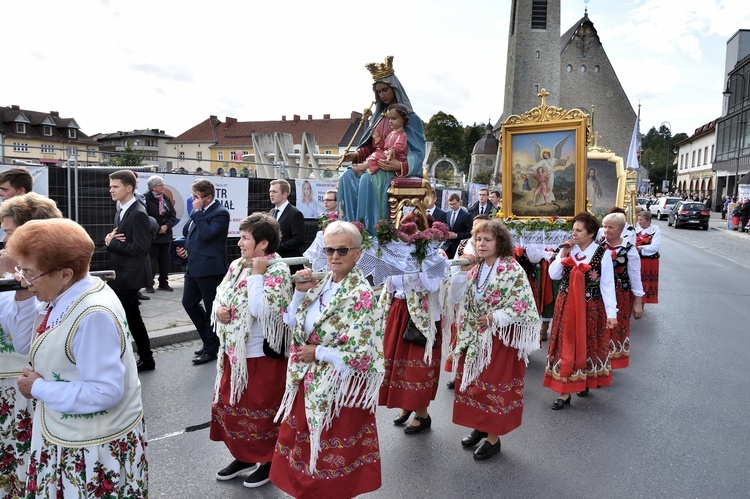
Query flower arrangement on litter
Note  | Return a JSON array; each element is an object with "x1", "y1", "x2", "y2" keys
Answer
[
  {"x1": 492, "y1": 212, "x2": 573, "y2": 237},
  {"x1": 373, "y1": 216, "x2": 449, "y2": 265},
  {"x1": 318, "y1": 211, "x2": 339, "y2": 231}
]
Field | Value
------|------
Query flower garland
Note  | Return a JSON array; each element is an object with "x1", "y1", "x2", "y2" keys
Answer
[{"x1": 491, "y1": 211, "x2": 573, "y2": 238}]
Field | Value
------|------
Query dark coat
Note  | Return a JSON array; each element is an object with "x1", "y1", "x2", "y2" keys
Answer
[
  {"x1": 144, "y1": 190, "x2": 177, "y2": 244},
  {"x1": 443, "y1": 208, "x2": 473, "y2": 258},
  {"x1": 430, "y1": 207, "x2": 448, "y2": 225},
  {"x1": 273, "y1": 204, "x2": 306, "y2": 258},
  {"x1": 107, "y1": 200, "x2": 152, "y2": 290},
  {"x1": 182, "y1": 201, "x2": 230, "y2": 278},
  {"x1": 468, "y1": 201, "x2": 496, "y2": 218}
]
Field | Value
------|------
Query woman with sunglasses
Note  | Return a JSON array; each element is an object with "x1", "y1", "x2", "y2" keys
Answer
[
  {"x1": 8, "y1": 219, "x2": 148, "y2": 498},
  {"x1": 0, "y1": 193, "x2": 62, "y2": 497},
  {"x1": 271, "y1": 221, "x2": 384, "y2": 498}
]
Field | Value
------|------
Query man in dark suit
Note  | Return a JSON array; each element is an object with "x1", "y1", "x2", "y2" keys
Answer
[
  {"x1": 426, "y1": 186, "x2": 447, "y2": 224},
  {"x1": 105, "y1": 170, "x2": 155, "y2": 372},
  {"x1": 468, "y1": 187, "x2": 495, "y2": 218},
  {"x1": 269, "y1": 178, "x2": 305, "y2": 274},
  {"x1": 176, "y1": 179, "x2": 230, "y2": 365},
  {"x1": 443, "y1": 192, "x2": 473, "y2": 258}
]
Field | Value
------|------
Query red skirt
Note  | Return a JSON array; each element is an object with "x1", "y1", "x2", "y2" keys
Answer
[
  {"x1": 452, "y1": 336, "x2": 526, "y2": 436},
  {"x1": 210, "y1": 354, "x2": 287, "y2": 463},
  {"x1": 543, "y1": 291, "x2": 612, "y2": 393},
  {"x1": 270, "y1": 386, "x2": 381, "y2": 499},
  {"x1": 379, "y1": 299, "x2": 441, "y2": 410},
  {"x1": 610, "y1": 286, "x2": 633, "y2": 369},
  {"x1": 640, "y1": 257, "x2": 660, "y2": 303}
]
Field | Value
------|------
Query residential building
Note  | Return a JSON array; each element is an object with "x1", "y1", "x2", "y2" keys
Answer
[
  {"x1": 92, "y1": 129, "x2": 173, "y2": 170},
  {"x1": 714, "y1": 29, "x2": 750, "y2": 201},
  {"x1": 675, "y1": 120, "x2": 717, "y2": 198},
  {"x1": 0, "y1": 105, "x2": 99, "y2": 166}
]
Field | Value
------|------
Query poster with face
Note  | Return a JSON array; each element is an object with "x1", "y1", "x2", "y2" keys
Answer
[{"x1": 293, "y1": 179, "x2": 338, "y2": 218}]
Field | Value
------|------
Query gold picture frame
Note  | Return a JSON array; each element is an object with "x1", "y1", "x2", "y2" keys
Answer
[
  {"x1": 585, "y1": 150, "x2": 626, "y2": 219},
  {"x1": 501, "y1": 89, "x2": 591, "y2": 219}
]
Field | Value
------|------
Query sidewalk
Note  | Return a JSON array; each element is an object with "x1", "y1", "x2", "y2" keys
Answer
[
  {"x1": 138, "y1": 274, "x2": 200, "y2": 348},
  {"x1": 708, "y1": 210, "x2": 750, "y2": 235}
]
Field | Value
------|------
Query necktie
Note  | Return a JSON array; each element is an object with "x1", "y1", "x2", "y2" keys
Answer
[
  {"x1": 480, "y1": 206, "x2": 484, "y2": 214},
  {"x1": 115, "y1": 208, "x2": 122, "y2": 227},
  {"x1": 450, "y1": 210, "x2": 457, "y2": 229},
  {"x1": 273, "y1": 208, "x2": 279, "y2": 220},
  {"x1": 37, "y1": 306, "x2": 54, "y2": 336}
]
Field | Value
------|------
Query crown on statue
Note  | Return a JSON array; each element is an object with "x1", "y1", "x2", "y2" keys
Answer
[{"x1": 365, "y1": 56, "x2": 394, "y2": 80}]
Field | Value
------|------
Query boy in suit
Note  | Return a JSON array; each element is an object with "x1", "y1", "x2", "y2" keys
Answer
[
  {"x1": 443, "y1": 193, "x2": 473, "y2": 259},
  {"x1": 105, "y1": 170, "x2": 155, "y2": 372},
  {"x1": 176, "y1": 179, "x2": 230, "y2": 365},
  {"x1": 269, "y1": 179, "x2": 305, "y2": 274}
]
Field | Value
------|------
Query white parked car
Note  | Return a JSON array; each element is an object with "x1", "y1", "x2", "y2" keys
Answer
[{"x1": 649, "y1": 197, "x2": 681, "y2": 220}]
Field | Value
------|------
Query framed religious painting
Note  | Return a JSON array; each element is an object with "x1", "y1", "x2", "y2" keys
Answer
[
  {"x1": 501, "y1": 89, "x2": 591, "y2": 220},
  {"x1": 585, "y1": 150, "x2": 627, "y2": 219}
]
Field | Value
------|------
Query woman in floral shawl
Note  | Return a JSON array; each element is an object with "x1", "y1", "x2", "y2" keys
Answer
[
  {"x1": 449, "y1": 219, "x2": 541, "y2": 461},
  {"x1": 271, "y1": 221, "x2": 384, "y2": 498},
  {"x1": 209, "y1": 213, "x2": 292, "y2": 488},
  {"x1": 378, "y1": 212, "x2": 445, "y2": 434}
]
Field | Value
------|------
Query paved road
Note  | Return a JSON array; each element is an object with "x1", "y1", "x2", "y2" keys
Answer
[{"x1": 139, "y1": 216, "x2": 750, "y2": 498}]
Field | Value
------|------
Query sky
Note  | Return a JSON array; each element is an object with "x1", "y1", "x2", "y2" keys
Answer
[{"x1": 5, "y1": 0, "x2": 750, "y2": 147}]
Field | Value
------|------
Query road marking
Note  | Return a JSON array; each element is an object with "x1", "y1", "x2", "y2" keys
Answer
[{"x1": 149, "y1": 421, "x2": 210, "y2": 442}]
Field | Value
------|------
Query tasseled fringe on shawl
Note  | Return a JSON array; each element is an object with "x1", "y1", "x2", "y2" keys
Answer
[
  {"x1": 211, "y1": 293, "x2": 289, "y2": 406},
  {"x1": 275, "y1": 368, "x2": 385, "y2": 473},
  {"x1": 454, "y1": 316, "x2": 541, "y2": 393}
]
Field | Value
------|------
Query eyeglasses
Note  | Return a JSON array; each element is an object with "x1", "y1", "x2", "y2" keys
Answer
[
  {"x1": 323, "y1": 198, "x2": 336, "y2": 202},
  {"x1": 14, "y1": 265, "x2": 51, "y2": 287},
  {"x1": 323, "y1": 247, "x2": 359, "y2": 256}
]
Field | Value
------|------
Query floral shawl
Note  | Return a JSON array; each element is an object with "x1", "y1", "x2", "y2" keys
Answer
[
  {"x1": 378, "y1": 274, "x2": 439, "y2": 363},
  {"x1": 210, "y1": 256, "x2": 291, "y2": 405},
  {"x1": 453, "y1": 256, "x2": 541, "y2": 391},
  {"x1": 276, "y1": 267, "x2": 384, "y2": 472}
]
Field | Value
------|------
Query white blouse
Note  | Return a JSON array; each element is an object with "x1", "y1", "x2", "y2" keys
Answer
[
  {"x1": 636, "y1": 223, "x2": 662, "y2": 256},
  {"x1": 28, "y1": 276, "x2": 126, "y2": 415},
  {"x1": 549, "y1": 243, "x2": 618, "y2": 319},
  {"x1": 244, "y1": 273, "x2": 266, "y2": 358}
]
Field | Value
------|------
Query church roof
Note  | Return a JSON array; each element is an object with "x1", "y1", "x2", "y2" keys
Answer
[
  {"x1": 560, "y1": 11, "x2": 598, "y2": 53},
  {"x1": 472, "y1": 130, "x2": 498, "y2": 155}
]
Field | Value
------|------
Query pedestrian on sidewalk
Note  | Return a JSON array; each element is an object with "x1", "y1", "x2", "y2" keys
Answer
[
  {"x1": 144, "y1": 175, "x2": 177, "y2": 292},
  {"x1": 105, "y1": 170, "x2": 155, "y2": 372},
  {"x1": 176, "y1": 179, "x2": 229, "y2": 365}
]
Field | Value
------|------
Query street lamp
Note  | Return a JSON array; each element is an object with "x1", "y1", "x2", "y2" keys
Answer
[
  {"x1": 723, "y1": 73, "x2": 747, "y2": 198},
  {"x1": 660, "y1": 121, "x2": 672, "y2": 194}
]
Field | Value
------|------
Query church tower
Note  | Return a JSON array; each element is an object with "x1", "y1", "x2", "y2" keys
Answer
[{"x1": 500, "y1": 0, "x2": 562, "y2": 123}]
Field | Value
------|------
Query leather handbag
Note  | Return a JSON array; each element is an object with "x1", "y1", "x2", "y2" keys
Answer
[{"x1": 402, "y1": 316, "x2": 427, "y2": 346}]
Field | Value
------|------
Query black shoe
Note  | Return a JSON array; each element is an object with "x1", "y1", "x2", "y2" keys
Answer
[
  {"x1": 194, "y1": 349, "x2": 204, "y2": 357},
  {"x1": 158, "y1": 284, "x2": 174, "y2": 292},
  {"x1": 461, "y1": 429, "x2": 488, "y2": 448},
  {"x1": 473, "y1": 439, "x2": 501, "y2": 461},
  {"x1": 193, "y1": 352, "x2": 218, "y2": 365},
  {"x1": 137, "y1": 292, "x2": 150, "y2": 301},
  {"x1": 551, "y1": 395, "x2": 572, "y2": 410},
  {"x1": 404, "y1": 415, "x2": 431, "y2": 434},
  {"x1": 577, "y1": 387, "x2": 590, "y2": 397},
  {"x1": 446, "y1": 380, "x2": 455, "y2": 390},
  {"x1": 393, "y1": 410, "x2": 413, "y2": 425},
  {"x1": 137, "y1": 358, "x2": 155, "y2": 372},
  {"x1": 145, "y1": 287, "x2": 155, "y2": 294},
  {"x1": 216, "y1": 460, "x2": 256, "y2": 481},
  {"x1": 243, "y1": 462, "x2": 271, "y2": 488}
]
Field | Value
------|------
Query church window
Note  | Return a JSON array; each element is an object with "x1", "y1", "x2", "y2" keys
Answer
[
  {"x1": 510, "y1": 0, "x2": 516, "y2": 36},
  {"x1": 580, "y1": 65, "x2": 587, "y2": 73},
  {"x1": 566, "y1": 65, "x2": 572, "y2": 73},
  {"x1": 535, "y1": 50, "x2": 540, "y2": 59},
  {"x1": 531, "y1": 0, "x2": 547, "y2": 30},
  {"x1": 594, "y1": 65, "x2": 600, "y2": 73},
  {"x1": 535, "y1": 85, "x2": 539, "y2": 93}
]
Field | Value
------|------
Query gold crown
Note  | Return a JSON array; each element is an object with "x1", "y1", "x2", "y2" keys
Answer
[{"x1": 365, "y1": 56, "x2": 394, "y2": 80}]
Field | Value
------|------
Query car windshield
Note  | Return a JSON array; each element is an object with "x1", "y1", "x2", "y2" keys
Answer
[{"x1": 665, "y1": 198, "x2": 679, "y2": 205}]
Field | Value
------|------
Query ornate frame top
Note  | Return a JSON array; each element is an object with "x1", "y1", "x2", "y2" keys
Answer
[{"x1": 503, "y1": 89, "x2": 593, "y2": 145}]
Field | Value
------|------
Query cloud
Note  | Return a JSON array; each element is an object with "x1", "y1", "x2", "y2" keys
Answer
[{"x1": 130, "y1": 63, "x2": 193, "y2": 83}]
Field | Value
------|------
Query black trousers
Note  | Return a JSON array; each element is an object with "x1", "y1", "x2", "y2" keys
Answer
[
  {"x1": 149, "y1": 242, "x2": 171, "y2": 287},
  {"x1": 113, "y1": 288, "x2": 152, "y2": 361},
  {"x1": 182, "y1": 273, "x2": 223, "y2": 355}
]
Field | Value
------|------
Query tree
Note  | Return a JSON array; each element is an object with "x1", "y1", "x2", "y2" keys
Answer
[
  {"x1": 640, "y1": 126, "x2": 687, "y2": 193},
  {"x1": 462, "y1": 122, "x2": 487, "y2": 169},
  {"x1": 111, "y1": 140, "x2": 144, "y2": 167},
  {"x1": 424, "y1": 112, "x2": 464, "y2": 169}
]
